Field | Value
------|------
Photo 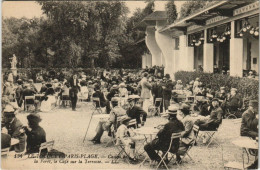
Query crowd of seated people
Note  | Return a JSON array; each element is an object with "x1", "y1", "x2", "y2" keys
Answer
[{"x1": 2, "y1": 67, "x2": 257, "y2": 166}]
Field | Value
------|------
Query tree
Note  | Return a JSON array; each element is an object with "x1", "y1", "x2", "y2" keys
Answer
[
  {"x1": 2, "y1": 17, "x2": 43, "y2": 68},
  {"x1": 115, "y1": 1, "x2": 154, "y2": 68},
  {"x1": 165, "y1": 1, "x2": 177, "y2": 24},
  {"x1": 179, "y1": 0, "x2": 211, "y2": 19},
  {"x1": 38, "y1": 1, "x2": 129, "y2": 68}
]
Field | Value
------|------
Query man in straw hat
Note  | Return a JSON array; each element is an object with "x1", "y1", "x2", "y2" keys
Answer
[
  {"x1": 127, "y1": 95, "x2": 147, "y2": 127},
  {"x1": 23, "y1": 114, "x2": 47, "y2": 155},
  {"x1": 144, "y1": 105, "x2": 184, "y2": 164},
  {"x1": 2, "y1": 105, "x2": 26, "y2": 152}
]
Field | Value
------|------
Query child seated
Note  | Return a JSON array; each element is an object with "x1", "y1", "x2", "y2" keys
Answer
[{"x1": 116, "y1": 116, "x2": 136, "y2": 161}]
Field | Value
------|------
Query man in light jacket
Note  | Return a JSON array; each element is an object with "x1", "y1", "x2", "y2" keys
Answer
[{"x1": 137, "y1": 72, "x2": 152, "y2": 113}]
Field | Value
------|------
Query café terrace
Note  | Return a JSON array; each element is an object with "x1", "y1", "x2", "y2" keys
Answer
[{"x1": 139, "y1": 1, "x2": 259, "y2": 79}]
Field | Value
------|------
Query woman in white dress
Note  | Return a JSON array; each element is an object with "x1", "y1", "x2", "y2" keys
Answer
[
  {"x1": 40, "y1": 83, "x2": 55, "y2": 112},
  {"x1": 79, "y1": 81, "x2": 89, "y2": 101}
]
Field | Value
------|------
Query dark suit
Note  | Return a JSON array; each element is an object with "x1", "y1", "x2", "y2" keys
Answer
[
  {"x1": 144, "y1": 118, "x2": 184, "y2": 161},
  {"x1": 196, "y1": 106, "x2": 223, "y2": 130},
  {"x1": 106, "y1": 89, "x2": 118, "y2": 101},
  {"x1": 240, "y1": 108, "x2": 258, "y2": 139},
  {"x1": 93, "y1": 90, "x2": 110, "y2": 113},
  {"x1": 40, "y1": 86, "x2": 48, "y2": 94},
  {"x1": 69, "y1": 78, "x2": 80, "y2": 110},
  {"x1": 162, "y1": 81, "x2": 173, "y2": 110},
  {"x1": 126, "y1": 106, "x2": 147, "y2": 125},
  {"x1": 15, "y1": 85, "x2": 23, "y2": 107},
  {"x1": 4, "y1": 118, "x2": 26, "y2": 152},
  {"x1": 226, "y1": 94, "x2": 241, "y2": 112},
  {"x1": 25, "y1": 126, "x2": 47, "y2": 154},
  {"x1": 1, "y1": 133, "x2": 11, "y2": 149}
]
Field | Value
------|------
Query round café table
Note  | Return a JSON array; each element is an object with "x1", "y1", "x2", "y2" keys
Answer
[
  {"x1": 232, "y1": 137, "x2": 258, "y2": 169},
  {"x1": 134, "y1": 127, "x2": 159, "y2": 143},
  {"x1": 92, "y1": 114, "x2": 110, "y2": 119}
]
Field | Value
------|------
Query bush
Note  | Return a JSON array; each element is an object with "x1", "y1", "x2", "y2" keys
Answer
[{"x1": 174, "y1": 71, "x2": 259, "y2": 100}]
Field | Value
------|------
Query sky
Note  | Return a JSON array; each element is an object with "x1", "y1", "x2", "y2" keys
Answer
[{"x1": 2, "y1": 1, "x2": 185, "y2": 19}]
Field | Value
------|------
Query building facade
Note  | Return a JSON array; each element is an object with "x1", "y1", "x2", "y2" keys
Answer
[{"x1": 141, "y1": 1, "x2": 259, "y2": 79}]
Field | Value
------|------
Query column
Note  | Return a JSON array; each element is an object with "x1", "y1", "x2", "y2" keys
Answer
[
  {"x1": 173, "y1": 49, "x2": 179, "y2": 80},
  {"x1": 230, "y1": 21, "x2": 243, "y2": 77},
  {"x1": 145, "y1": 27, "x2": 162, "y2": 66},
  {"x1": 179, "y1": 35, "x2": 194, "y2": 71},
  {"x1": 147, "y1": 54, "x2": 152, "y2": 67},
  {"x1": 203, "y1": 29, "x2": 214, "y2": 72},
  {"x1": 155, "y1": 20, "x2": 175, "y2": 77},
  {"x1": 142, "y1": 54, "x2": 147, "y2": 69}
]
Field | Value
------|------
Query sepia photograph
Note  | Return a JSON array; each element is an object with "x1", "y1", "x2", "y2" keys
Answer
[{"x1": 1, "y1": 0, "x2": 259, "y2": 169}]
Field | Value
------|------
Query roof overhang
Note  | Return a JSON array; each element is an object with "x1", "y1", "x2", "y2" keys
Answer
[
  {"x1": 159, "y1": 0, "x2": 253, "y2": 33},
  {"x1": 136, "y1": 11, "x2": 167, "y2": 29}
]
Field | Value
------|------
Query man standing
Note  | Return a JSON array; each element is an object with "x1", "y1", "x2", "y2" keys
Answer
[
  {"x1": 15, "y1": 79, "x2": 24, "y2": 108},
  {"x1": 69, "y1": 74, "x2": 80, "y2": 111},
  {"x1": 162, "y1": 76, "x2": 173, "y2": 111},
  {"x1": 137, "y1": 72, "x2": 152, "y2": 113},
  {"x1": 151, "y1": 79, "x2": 163, "y2": 113}
]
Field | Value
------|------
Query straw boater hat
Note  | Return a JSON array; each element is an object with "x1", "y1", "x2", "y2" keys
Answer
[
  {"x1": 128, "y1": 95, "x2": 140, "y2": 102},
  {"x1": 3, "y1": 105, "x2": 15, "y2": 116},
  {"x1": 166, "y1": 105, "x2": 179, "y2": 115}
]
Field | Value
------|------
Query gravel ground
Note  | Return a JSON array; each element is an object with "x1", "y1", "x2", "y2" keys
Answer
[{"x1": 4, "y1": 101, "x2": 252, "y2": 170}]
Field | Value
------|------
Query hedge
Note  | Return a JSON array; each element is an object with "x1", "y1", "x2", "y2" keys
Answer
[{"x1": 174, "y1": 71, "x2": 259, "y2": 100}]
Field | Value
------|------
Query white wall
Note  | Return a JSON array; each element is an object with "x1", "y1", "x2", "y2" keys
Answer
[
  {"x1": 155, "y1": 20, "x2": 175, "y2": 77},
  {"x1": 145, "y1": 27, "x2": 162, "y2": 66}
]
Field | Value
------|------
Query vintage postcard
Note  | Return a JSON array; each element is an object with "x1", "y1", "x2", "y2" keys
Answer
[{"x1": 1, "y1": 1, "x2": 259, "y2": 169}]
